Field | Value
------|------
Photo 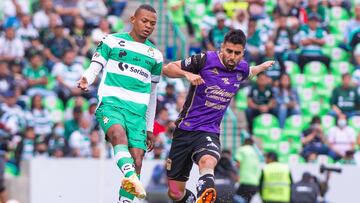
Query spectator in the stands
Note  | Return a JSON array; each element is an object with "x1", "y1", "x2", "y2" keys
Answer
[
  {"x1": 44, "y1": 24, "x2": 73, "y2": 69},
  {"x1": 0, "y1": 62, "x2": 15, "y2": 103},
  {"x1": 78, "y1": 0, "x2": 107, "y2": 28},
  {"x1": 33, "y1": 0, "x2": 56, "y2": 29},
  {"x1": 64, "y1": 106, "x2": 83, "y2": 140},
  {"x1": 91, "y1": 18, "x2": 111, "y2": 44},
  {"x1": 296, "y1": 13, "x2": 330, "y2": 72},
  {"x1": 246, "y1": 73, "x2": 276, "y2": 133},
  {"x1": 345, "y1": 4, "x2": 360, "y2": 48},
  {"x1": 26, "y1": 94, "x2": 53, "y2": 138},
  {"x1": 0, "y1": 27, "x2": 25, "y2": 62},
  {"x1": 273, "y1": 73, "x2": 300, "y2": 128},
  {"x1": 328, "y1": 114, "x2": 356, "y2": 159},
  {"x1": 17, "y1": 14, "x2": 39, "y2": 49},
  {"x1": 70, "y1": 16, "x2": 92, "y2": 57},
  {"x1": 330, "y1": 73, "x2": 360, "y2": 119},
  {"x1": 53, "y1": 0, "x2": 80, "y2": 28},
  {"x1": 205, "y1": 12, "x2": 231, "y2": 50},
  {"x1": 52, "y1": 49, "x2": 84, "y2": 102},
  {"x1": 301, "y1": 116, "x2": 339, "y2": 162}
]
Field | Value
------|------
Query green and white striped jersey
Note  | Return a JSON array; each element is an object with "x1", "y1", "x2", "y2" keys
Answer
[{"x1": 92, "y1": 33, "x2": 163, "y2": 117}]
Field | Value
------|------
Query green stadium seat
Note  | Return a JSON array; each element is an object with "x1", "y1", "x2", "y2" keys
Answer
[
  {"x1": 330, "y1": 47, "x2": 350, "y2": 62},
  {"x1": 235, "y1": 88, "x2": 248, "y2": 111},
  {"x1": 253, "y1": 114, "x2": 280, "y2": 138},
  {"x1": 265, "y1": 0, "x2": 276, "y2": 15},
  {"x1": 43, "y1": 96, "x2": 65, "y2": 123},
  {"x1": 290, "y1": 74, "x2": 306, "y2": 88},
  {"x1": 331, "y1": 61, "x2": 354, "y2": 77},
  {"x1": 282, "y1": 115, "x2": 304, "y2": 139},
  {"x1": 348, "y1": 116, "x2": 360, "y2": 133},
  {"x1": 301, "y1": 100, "x2": 323, "y2": 117},
  {"x1": 324, "y1": 34, "x2": 343, "y2": 48},
  {"x1": 329, "y1": 20, "x2": 348, "y2": 35},
  {"x1": 285, "y1": 61, "x2": 301, "y2": 76},
  {"x1": 261, "y1": 127, "x2": 282, "y2": 152},
  {"x1": 329, "y1": 6, "x2": 350, "y2": 21},
  {"x1": 303, "y1": 61, "x2": 327, "y2": 85},
  {"x1": 321, "y1": 115, "x2": 336, "y2": 135}
]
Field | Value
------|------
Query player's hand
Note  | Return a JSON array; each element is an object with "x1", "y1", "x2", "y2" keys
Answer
[
  {"x1": 146, "y1": 131, "x2": 155, "y2": 152},
  {"x1": 77, "y1": 77, "x2": 89, "y2": 91},
  {"x1": 185, "y1": 72, "x2": 205, "y2": 86},
  {"x1": 261, "y1": 60, "x2": 276, "y2": 70}
]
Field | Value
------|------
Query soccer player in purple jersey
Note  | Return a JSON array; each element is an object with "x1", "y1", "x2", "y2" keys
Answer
[{"x1": 162, "y1": 29, "x2": 275, "y2": 203}]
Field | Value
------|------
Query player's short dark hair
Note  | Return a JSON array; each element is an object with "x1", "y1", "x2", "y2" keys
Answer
[
  {"x1": 135, "y1": 4, "x2": 156, "y2": 16},
  {"x1": 223, "y1": 29, "x2": 246, "y2": 47}
]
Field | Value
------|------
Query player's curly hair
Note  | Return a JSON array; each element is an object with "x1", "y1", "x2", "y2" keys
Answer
[{"x1": 224, "y1": 29, "x2": 247, "y2": 47}]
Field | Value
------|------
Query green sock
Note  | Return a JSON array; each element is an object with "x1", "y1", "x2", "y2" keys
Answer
[
  {"x1": 114, "y1": 144, "x2": 135, "y2": 178},
  {"x1": 119, "y1": 188, "x2": 135, "y2": 201}
]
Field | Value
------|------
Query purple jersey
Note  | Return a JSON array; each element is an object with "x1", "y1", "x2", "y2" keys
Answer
[{"x1": 175, "y1": 51, "x2": 250, "y2": 134}]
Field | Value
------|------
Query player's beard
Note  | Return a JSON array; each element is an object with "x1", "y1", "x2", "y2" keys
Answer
[{"x1": 222, "y1": 57, "x2": 236, "y2": 70}]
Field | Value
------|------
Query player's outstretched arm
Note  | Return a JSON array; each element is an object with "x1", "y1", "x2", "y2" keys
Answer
[
  {"x1": 163, "y1": 61, "x2": 204, "y2": 85},
  {"x1": 77, "y1": 61, "x2": 102, "y2": 91},
  {"x1": 249, "y1": 60, "x2": 275, "y2": 78}
]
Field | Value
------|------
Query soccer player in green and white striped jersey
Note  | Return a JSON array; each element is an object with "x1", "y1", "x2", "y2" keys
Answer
[{"x1": 77, "y1": 4, "x2": 162, "y2": 202}]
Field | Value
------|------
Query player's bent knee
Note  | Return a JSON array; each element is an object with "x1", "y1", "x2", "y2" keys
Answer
[
  {"x1": 106, "y1": 125, "x2": 126, "y2": 143},
  {"x1": 167, "y1": 181, "x2": 185, "y2": 200},
  {"x1": 198, "y1": 154, "x2": 218, "y2": 169}
]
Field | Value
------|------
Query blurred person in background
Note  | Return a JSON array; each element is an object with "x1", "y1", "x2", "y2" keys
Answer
[
  {"x1": 262, "y1": 41, "x2": 284, "y2": 85},
  {"x1": 69, "y1": 116, "x2": 92, "y2": 157},
  {"x1": 33, "y1": 0, "x2": 56, "y2": 29},
  {"x1": 327, "y1": 114, "x2": 356, "y2": 159},
  {"x1": 273, "y1": 73, "x2": 300, "y2": 128},
  {"x1": 53, "y1": 0, "x2": 80, "y2": 28},
  {"x1": 272, "y1": 14, "x2": 297, "y2": 64},
  {"x1": 259, "y1": 152, "x2": 292, "y2": 203},
  {"x1": 17, "y1": 14, "x2": 39, "y2": 49},
  {"x1": 15, "y1": 126, "x2": 36, "y2": 167},
  {"x1": 26, "y1": 94, "x2": 53, "y2": 138},
  {"x1": 64, "y1": 106, "x2": 83, "y2": 140},
  {"x1": 44, "y1": 24, "x2": 73, "y2": 69},
  {"x1": 109, "y1": 0, "x2": 128, "y2": 17},
  {"x1": 205, "y1": 12, "x2": 231, "y2": 51},
  {"x1": 0, "y1": 27, "x2": 25, "y2": 62},
  {"x1": 0, "y1": 62, "x2": 15, "y2": 103},
  {"x1": 69, "y1": 16, "x2": 92, "y2": 58},
  {"x1": 23, "y1": 52, "x2": 55, "y2": 97},
  {"x1": 48, "y1": 123, "x2": 67, "y2": 157},
  {"x1": 246, "y1": 72, "x2": 276, "y2": 134},
  {"x1": 214, "y1": 150, "x2": 238, "y2": 203},
  {"x1": 330, "y1": 73, "x2": 360, "y2": 119},
  {"x1": 91, "y1": 18, "x2": 111, "y2": 44},
  {"x1": 0, "y1": 90, "x2": 26, "y2": 135},
  {"x1": 301, "y1": 116, "x2": 339, "y2": 162},
  {"x1": 291, "y1": 172, "x2": 319, "y2": 203},
  {"x1": 52, "y1": 49, "x2": 84, "y2": 102},
  {"x1": 296, "y1": 13, "x2": 330, "y2": 72},
  {"x1": 78, "y1": 0, "x2": 107, "y2": 29},
  {"x1": 231, "y1": 9, "x2": 249, "y2": 33},
  {"x1": 235, "y1": 138, "x2": 261, "y2": 203}
]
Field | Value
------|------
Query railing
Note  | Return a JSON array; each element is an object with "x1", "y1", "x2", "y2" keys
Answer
[
  {"x1": 222, "y1": 108, "x2": 239, "y2": 155},
  {"x1": 140, "y1": 0, "x2": 186, "y2": 60},
  {"x1": 164, "y1": 10, "x2": 186, "y2": 60}
]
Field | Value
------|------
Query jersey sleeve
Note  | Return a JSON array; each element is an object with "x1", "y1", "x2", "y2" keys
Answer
[
  {"x1": 151, "y1": 51, "x2": 163, "y2": 83},
  {"x1": 91, "y1": 35, "x2": 112, "y2": 68},
  {"x1": 180, "y1": 52, "x2": 207, "y2": 74}
]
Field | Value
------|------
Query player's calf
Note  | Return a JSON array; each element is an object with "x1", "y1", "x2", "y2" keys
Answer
[{"x1": 196, "y1": 155, "x2": 218, "y2": 203}]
